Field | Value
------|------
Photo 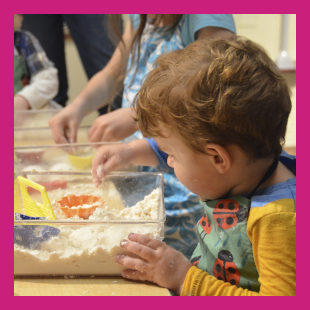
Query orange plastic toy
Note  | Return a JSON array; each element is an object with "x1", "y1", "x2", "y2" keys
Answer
[{"x1": 56, "y1": 195, "x2": 104, "y2": 219}]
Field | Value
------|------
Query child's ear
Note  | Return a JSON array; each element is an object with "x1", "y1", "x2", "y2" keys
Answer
[{"x1": 205, "y1": 143, "x2": 231, "y2": 174}]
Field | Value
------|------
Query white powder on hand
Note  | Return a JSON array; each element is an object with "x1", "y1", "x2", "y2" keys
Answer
[
  {"x1": 97, "y1": 164, "x2": 105, "y2": 179},
  {"x1": 14, "y1": 188, "x2": 162, "y2": 276}
]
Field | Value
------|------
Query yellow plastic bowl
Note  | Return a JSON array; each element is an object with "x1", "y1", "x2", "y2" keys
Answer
[{"x1": 67, "y1": 153, "x2": 95, "y2": 170}]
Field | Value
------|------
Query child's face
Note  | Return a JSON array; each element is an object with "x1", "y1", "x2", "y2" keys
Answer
[
  {"x1": 154, "y1": 128, "x2": 223, "y2": 201},
  {"x1": 14, "y1": 14, "x2": 23, "y2": 30}
]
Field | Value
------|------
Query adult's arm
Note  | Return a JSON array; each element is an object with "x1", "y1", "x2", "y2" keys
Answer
[{"x1": 196, "y1": 26, "x2": 235, "y2": 40}]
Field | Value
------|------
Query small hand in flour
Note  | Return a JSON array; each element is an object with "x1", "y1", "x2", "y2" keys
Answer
[
  {"x1": 92, "y1": 144, "x2": 134, "y2": 187},
  {"x1": 115, "y1": 233, "x2": 192, "y2": 295}
]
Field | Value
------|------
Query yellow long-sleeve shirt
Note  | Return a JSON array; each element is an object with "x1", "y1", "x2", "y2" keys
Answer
[{"x1": 181, "y1": 197, "x2": 296, "y2": 296}]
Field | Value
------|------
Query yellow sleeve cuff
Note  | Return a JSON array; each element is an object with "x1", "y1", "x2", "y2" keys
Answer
[{"x1": 181, "y1": 266, "x2": 260, "y2": 296}]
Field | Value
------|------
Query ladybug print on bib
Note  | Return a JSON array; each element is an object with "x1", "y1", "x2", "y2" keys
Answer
[
  {"x1": 191, "y1": 196, "x2": 260, "y2": 292},
  {"x1": 191, "y1": 255, "x2": 201, "y2": 267},
  {"x1": 213, "y1": 199, "x2": 247, "y2": 230},
  {"x1": 213, "y1": 250, "x2": 241, "y2": 286},
  {"x1": 199, "y1": 214, "x2": 212, "y2": 241}
]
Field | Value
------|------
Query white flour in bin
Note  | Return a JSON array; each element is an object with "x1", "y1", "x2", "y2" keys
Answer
[{"x1": 14, "y1": 188, "x2": 162, "y2": 276}]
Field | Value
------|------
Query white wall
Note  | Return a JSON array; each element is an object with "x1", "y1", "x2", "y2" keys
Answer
[
  {"x1": 234, "y1": 14, "x2": 296, "y2": 62},
  {"x1": 233, "y1": 14, "x2": 296, "y2": 147}
]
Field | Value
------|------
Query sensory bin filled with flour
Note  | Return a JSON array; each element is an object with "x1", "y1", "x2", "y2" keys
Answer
[
  {"x1": 14, "y1": 138, "x2": 137, "y2": 179},
  {"x1": 14, "y1": 106, "x2": 61, "y2": 129},
  {"x1": 14, "y1": 106, "x2": 93, "y2": 129},
  {"x1": 14, "y1": 172, "x2": 165, "y2": 276},
  {"x1": 14, "y1": 143, "x2": 109, "y2": 176},
  {"x1": 14, "y1": 126, "x2": 92, "y2": 147}
]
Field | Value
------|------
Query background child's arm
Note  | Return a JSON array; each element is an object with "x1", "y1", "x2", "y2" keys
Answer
[
  {"x1": 145, "y1": 138, "x2": 174, "y2": 172},
  {"x1": 49, "y1": 21, "x2": 134, "y2": 144},
  {"x1": 181, "y1": 201, "x2": 296, "y2": 296},
  {"x1": 15, "y1": 66, "x2": 58, "y2": 109},
  {"x1": 14, "y1": 95, "x2": 30, "y2": 110},
  {"x1": 15, "y1": 31, "x2": 58, "y2": 109},
  {"x1": 92, "y1": 139, "x2": 158, "y2": 187},
  {"x1": 196, "y1": 26, "x2": 235, "y2": 40}
]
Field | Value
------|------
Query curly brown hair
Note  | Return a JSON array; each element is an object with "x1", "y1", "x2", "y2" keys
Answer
[{"x1": 133, "y1": 36, "x2": 292, "y2": 159}]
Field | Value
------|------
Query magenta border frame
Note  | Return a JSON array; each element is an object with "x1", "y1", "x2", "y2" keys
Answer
[{"x1": 7, "y1": 3, "x2": 299, "y2": 307}]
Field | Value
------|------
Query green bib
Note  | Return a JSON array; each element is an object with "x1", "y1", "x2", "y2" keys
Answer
[{"x1": 191, "y1": 196, "x2": 260, "y2": 292}]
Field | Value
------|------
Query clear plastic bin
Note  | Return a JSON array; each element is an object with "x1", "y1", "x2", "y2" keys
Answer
[
  {"x1": 14, "y1": 172, "x2": 165, "y2": 276},
  {"x1": 14, "y1": 142, "x2": 136, "y2": 175},
  {"x1": 14, "y1": 126, "x2": 92, "y2": 147},
  {"x1": 14, "y1": 142, "x2": 137, "y2": 179},
  {"x1": 14, "y1": 108, "x2": 61, "y2": 129},
  {"x1": 14, "y1": 108, "x2": 94, "y2": 129}
]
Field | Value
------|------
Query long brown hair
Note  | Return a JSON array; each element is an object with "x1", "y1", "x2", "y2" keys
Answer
[{"x1": 108, "y1": 14, "x2": 183, "y2": 86}]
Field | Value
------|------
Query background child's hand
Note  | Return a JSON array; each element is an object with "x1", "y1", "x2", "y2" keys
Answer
[
  {"x1": 92, "y1": 143, "x2": 134, "y2": 187},
  {"x1": 14, "y1": 95, "x2": 30, "y2": 111},
  {"x1": 49, "y1": 103, "x2": 83, "y2": 144},
  {"x1": 88, "y1": 107, "x2": 138, "y2": 142},
  {"x1": 114, "y1": 233, "x2": 192, "y2": 295}
]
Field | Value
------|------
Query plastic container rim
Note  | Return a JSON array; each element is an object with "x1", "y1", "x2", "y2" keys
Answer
[
  {"x1": 14, "y1": 109, "x2": 61, "y2": 114},
  {"x1": 14, "y1": 141, "x2": 122, "y2": 150},
  {"x1": 15, "y1": 171, "x2": 166, "y2": 224},
  {"x1": 14, "y1": 125, "x2": 91, "y2": 132}
]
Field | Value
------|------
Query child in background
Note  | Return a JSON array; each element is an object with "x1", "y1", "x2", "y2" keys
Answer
[
  {"x1": 14, "y1": 14, "x2": 59, "y2": 111},
  {"x1": 92, "y1": 37, "x2": 296, "y2": 296},
  {"x1": 49, "y1": 14, "x2": 236, "y2": 259}
]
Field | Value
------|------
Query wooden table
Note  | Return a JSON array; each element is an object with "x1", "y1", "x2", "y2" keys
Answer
[{"x1": 14, "y1": 277, "x2": 171, "y2": 296}]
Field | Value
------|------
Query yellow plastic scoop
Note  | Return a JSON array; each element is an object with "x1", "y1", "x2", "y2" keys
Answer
[{"x1": 14, "y1": 176, "x2": 56, "y2": 220}]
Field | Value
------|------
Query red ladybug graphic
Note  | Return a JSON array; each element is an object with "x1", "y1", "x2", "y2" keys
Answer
[
  {"x1": 213, "y1": 199, "x2": 247, "y2": 230},
  {"x1": 199, "y1": 214, "x2": 212, "y2": 241},
  {"x1": 213, "y1": 250, "x2": 240, "y2": 286},
  {"x1": 190, "y1": 256, "x2": 201, "y2": 267}
]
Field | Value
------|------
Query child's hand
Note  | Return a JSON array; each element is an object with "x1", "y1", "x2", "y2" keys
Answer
[
  {"x1": 88, "y1": 107, "x2": 138, "y2": 142},
  {"x1": 92, "y1": 140, "x2": 159, "y2": 187},
  {"x1": 114, "y1": 233, "x2": 192, "y2": 295},
  {"x1": 49, "y1": 104, "x2": 83, "y2": 144},
  {"x1": 92, "y1": 143, "x2": 134, "y2": 187}
]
